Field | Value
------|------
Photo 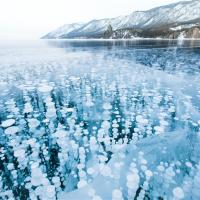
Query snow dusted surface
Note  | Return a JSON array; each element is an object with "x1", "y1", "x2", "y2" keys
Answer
[{"x1": 0, "y1": 40, "x2": 200, "y2": 199}]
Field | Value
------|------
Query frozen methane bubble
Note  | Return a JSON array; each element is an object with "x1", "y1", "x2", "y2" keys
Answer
[
  {"x1": 126, "y1": 172, "x2": 140, "y2": 189},
  {"x1": 112, "y1": 189, "x2": 123, "y2": 200},
  {"x1": 14, "y1": 149, "x2": 25, "y2": 159},
  {"x1": 31, "y1": 166, "x2": 47, "y2": 187},
  {"x1": 154, "y1": 126, "x2": 164, "y2": 134},
  {"x1": 66, "y1": 108, "x2": 74, "y2": 112},
  {"x1": 136, "y1": 115, "x2": 148, "y2": 125},
  {"x1": 88, "y1": 188, "x2": 96, "y2": 197},
  {"x1": 38, "y1": 84, "x2": 53, "y2": 93},
  {"x1": 28, "y1": 118, "x2": 40, "y2": 129},
  {"x1": 145, "y1": 170, "x2": 153, "y2": 178},
  {"x1": 79, "y1": 170, "x2": 86, "y2": 178},
  {"x1": 103, "y1": 102, "x2": 112, "y2": 110},
  {"x1": 185, "y1": 162, "x2": 192, "y2": 168},
  {"x1": 54, "y1": 130, "x2": 68, "y2": 138},
  {"x1": 99, "y1": 164, "x2": 112, "y2": 177},
  {"x1": 52, "y1": 176, "x2": 61, "y2": 187},
  {"x1": 7, "y1": 163, "x2": 14, "y2": 170},
  {"x1": 127, "y1": 173, "x2": 139, "y2": 182},
  {"x1": 92, "y1": 195, "x2": 103, "y2": 200},
  {"x1": 173, "y1": 187, "x2": 184, "y2": 199},
  {"x1": 35, "y1": 186, "x2": 44, "y2": 197},
  {"x1": 45, "y1": 185, "x2": 56, "y2": 198},
  {"x1": 27, "y1": 138, "x2": 36, "y2": 146},
  {"x1": 4, "y1": 126, "x2": 19, "y2": 135},
  {"x1": 157, "y1": 165, "x2": 165, "y2": 172},
  {"x1": 24, "y1": 103, "x2": 33, "y2": 113},
  {"x1": 87, "y1": 167, "x2": 95, "y2": 175},
  {"x1": 1, "y1": 119, "x2": 15, "y2": 128},
  {"x1": 77, "y1": 180, "x2": 87, "y2": 188}
]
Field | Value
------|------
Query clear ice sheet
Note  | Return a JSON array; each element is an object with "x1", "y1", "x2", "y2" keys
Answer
[{"x1": 0, "y1": 40, "x2": 200, "y2": 200}]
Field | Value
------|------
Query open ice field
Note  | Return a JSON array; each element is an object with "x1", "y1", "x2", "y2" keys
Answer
[{"x1": 0, "y1": 39, "x2": 200, "y2": 200}]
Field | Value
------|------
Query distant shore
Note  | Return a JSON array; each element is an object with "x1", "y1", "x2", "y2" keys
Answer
[{"x1": 42, "y1": 38, "x2": 200, "y2": 41}]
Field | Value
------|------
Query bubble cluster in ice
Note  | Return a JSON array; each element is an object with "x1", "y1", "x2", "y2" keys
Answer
[{"x1": 0, "y1": 41, "x2": 200, "y2": 200}]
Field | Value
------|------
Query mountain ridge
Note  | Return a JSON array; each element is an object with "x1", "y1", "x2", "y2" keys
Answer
[{"x1": 42, "y1": 0, "x2": 200, "y2": 39}]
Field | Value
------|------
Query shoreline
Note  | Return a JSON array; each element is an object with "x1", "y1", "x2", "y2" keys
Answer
[{"x1": 41, "y1": 38, "x2": 200, "y2": 41}]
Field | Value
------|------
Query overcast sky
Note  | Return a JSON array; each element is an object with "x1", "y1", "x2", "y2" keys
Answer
[{"x1": 0, "y1": 0, "x2": 188, "y2": 39}]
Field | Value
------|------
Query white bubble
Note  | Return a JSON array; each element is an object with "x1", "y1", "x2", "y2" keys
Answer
[
  {"x1": 127, "y1": 173, "x2": 139, "y2": 183},
  {"x1": 141, "y1": 165, "x2": 147, "y2": 171},
  {"x1": 100, "y1": 165, "x2": 112, "y2": 177},
  {"x1": 77, "y1": 180, "x2": 87, "y2": 188},
  {"x1": 92, "y1": 195, "x2": 103, "y2": 200},
  {"x1": 88, "y1": 188, "x2": 96, "y2": 197},
  {"x1": 79, "y1": 170, "x2": 86, "y2": 178},
  {"x1": 31, "y1": 162, "x2": 39, "y2": 170},
  {"x1": 35, "y1": 186, "x2": 43, "y2": 196},
  {"x1": 1, "y1": 119, "x2": 15, "y2": 128},
  {"x1": 41, "y1": 177, "x2": 49, "y2": 186},
  {"x1": 66, "y1": 108, "x2": 74, "y2": 112},
  {"x1": 38, "y1": 84, "x2": 53, "y2": 93},
  {"x1": 27, "y1": 138, "x2": 36, "y2": 146},
  {"x1": 54, "y1": 130, "x2": 68, "y2": 138},
  {"x1": 145, "y1": 170, "x2": 153, "y2": 178},
  {"x1": 136, "y1": 115, "x2": 143, "y2": 123},
  {"x1": 28, "y1": 119, "x2": 40, "y2": 129},
  {"x1": 157, "y1": 165, "x2": 165, "y2": 172},
  {"x1": 45, "y1": 185, "x2": 56, "y2": 198},
  {"x1": 4, "y1": 126, "x2": 19, "y2": 135},
  {"x1": 141, "y1": 159, "x2": 147, "y2": 165},
  {"x1": 7, "y1": 163, "x2": 14, "y2": 170},
  {"x1": 31, "y1": 177, "x2": 41, "y2": 187},
  {"x1": 185, "y1": 162, "x2": 192, "y2": 168},
  {"x1": 52, "y1": 176, "x2": 60, "y2": 184},
  {"x1": 87, "y1": 167, "x2": 95, "y2": 175},
  {"x1": 103, "y1": 102, "x2": 112, "y2": 110},
  {"x1": 173, "y1": 187, "x2": 184, "y2": 199},
  {"x1": 101, "y1": 121, "x2": 110, "y2": 129},
  {"x1": 24, "y1": 103, "x2": 33, "y2": 113},
  {"x1": 154, "y1": 126, "x2": 164, "y2": 134},
  {"x1": 160, "y1": 120, "x2": 169, "y2": 126},
  {"x1": 14, "y1": 149, "x2": 25, "y2": 159},
  {"x1": 112, "y1": 189, "x2": 123, "y2": 200}
]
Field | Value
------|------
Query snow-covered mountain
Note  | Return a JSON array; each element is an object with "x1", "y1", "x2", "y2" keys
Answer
[
  {"x1": 42, "y1": 23, "x2": 84, "y2": 39},
  {"x1": 43, "y1": 0, "x2": 200, "y2": 39}
]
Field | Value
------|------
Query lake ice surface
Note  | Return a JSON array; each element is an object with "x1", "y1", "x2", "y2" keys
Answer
[{"x1": 0, "y1": 40, "x2": 200, "y2": 200}]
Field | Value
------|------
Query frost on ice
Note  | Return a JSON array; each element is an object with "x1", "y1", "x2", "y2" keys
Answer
[{"x1": 0, "y1": 40, "x2": 200, "y2": 199}]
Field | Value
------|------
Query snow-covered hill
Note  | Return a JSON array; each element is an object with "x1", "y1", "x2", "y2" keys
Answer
[
  {"x1": 42, "y1": 23, "x2": 84, "y2": 39},
  {"x1": 43, "y1": 0, "x2": 200, "y2": 39}
]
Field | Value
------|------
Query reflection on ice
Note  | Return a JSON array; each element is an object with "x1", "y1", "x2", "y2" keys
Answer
[{"x1": 0, "y1": 40, "x2": 200, "y2": 200}]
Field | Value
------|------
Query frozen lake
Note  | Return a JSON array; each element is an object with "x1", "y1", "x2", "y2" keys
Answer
[{"x1": 0, "y1": 39, "x2": 200, "y2": 200}]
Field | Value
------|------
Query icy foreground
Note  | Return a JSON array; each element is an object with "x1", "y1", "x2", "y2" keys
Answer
[{"x1": 0, "y1": 40, "x2": 200, "y2": 200}]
